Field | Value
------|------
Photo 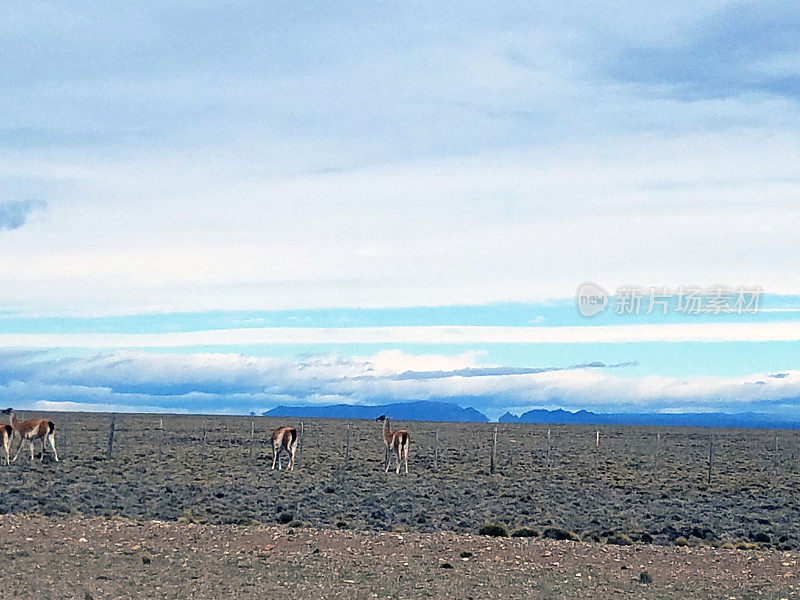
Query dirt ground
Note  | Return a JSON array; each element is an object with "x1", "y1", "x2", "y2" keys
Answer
[
  {"x1": 1, "y1": 413, "x2": 798, "y2": 550},
  {"x1": 1, "y1": 413, "x2": 798, "y2": 599},
  {"x1": 0, "y1": 514, "x2": 797, "y2": 600}
]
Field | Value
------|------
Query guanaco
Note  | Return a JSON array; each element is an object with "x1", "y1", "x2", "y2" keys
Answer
[
  {"x1": 376, "y1": 415, "x2": 409, "y2": 474},
  {"x1": 271, "y1": 426, "x2": 298, "y2": 471},
  {"x1": 2, "y1": 408, "x2": 59, "y2": 462}
]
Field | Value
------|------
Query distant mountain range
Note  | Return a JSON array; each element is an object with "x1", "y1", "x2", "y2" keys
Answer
[
  {"x1": 263, "y1": 400, "x2": 489, "y2": 422},
  {"x1": 264, "y1": 400, "x2": 799, "y2": 429},
  {"x1": 499, "y1": 408, "x2": 800, "y2": 429}
]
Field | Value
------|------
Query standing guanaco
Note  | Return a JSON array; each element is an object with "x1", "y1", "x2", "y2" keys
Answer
[
  {"x1": 2, "y1": 409, "x2": 59, "y2": 462},
  {"x1": 0, "y1": 423, "x2": 11, "y2": 466},
  {"x1": 271, "y1": 426, "x2": 298, "y2": 471},
  {"x1": 376, "y1": 415, "x2": 409, "y2": 474}
]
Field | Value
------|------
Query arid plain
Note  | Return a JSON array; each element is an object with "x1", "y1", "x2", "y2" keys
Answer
[{"x1": 1, "y1": 413, "x2": 798, "y2": 599}]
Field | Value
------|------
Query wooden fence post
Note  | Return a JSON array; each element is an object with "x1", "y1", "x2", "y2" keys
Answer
[
  {"x1": 490, "y1": 426, "x2": 498, "y2": 475},
  {"x1": 595, "y1": 430, "x2": 600, "y2": 473},
  {"x1": 62, "y1": 422, "x2": 68, "y2": 459},
  {"x1": 654, "y1": 431, "x2": 661, "y2": 474},
  {"x1": 546, "y1": 428, "x2": 551, "y2": 468},
  {"x1": 158, "y1": 419, "x2": 164, "y2": 461},
  {"x1": 249, "y1": 420, "x2": 255, "y2": 461},
  {"x1": 106, "y1": 414, "x2": 116, "y2": 458},
  {"x1": 773, "y1": 435, "x2": 779, "y2": 485},
  {"x1": 434, "y1": 426, "x2": 439, "y2": 469},
  {"x1": 299, "y1": 422, "x2": 304, "y2": 467},
  {"x1": 345, "y1": 423, "x2": 351, "y2": 468},
  {"x1": 707, "y1": 433, "x2": 714, "y2": 484},
  {"x1": 201, "y1": 419, "x2": 207, "y2": 459}
]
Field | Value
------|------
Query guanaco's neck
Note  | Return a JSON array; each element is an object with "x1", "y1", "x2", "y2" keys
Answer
[
  {"x1": 383, "y1": 419, "x2": 393, "y2": 444},
  {"x1": 8, "y1": 411, "x2": 19, "y2": 430}
]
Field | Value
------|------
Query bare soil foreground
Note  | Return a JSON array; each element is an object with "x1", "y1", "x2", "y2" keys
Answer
[
  {"x1": 0, "y1": 413, "x2": 799, "y2": 598},
  {"x1": 1, "y1": 514, "x2": 798, "y2": 600}
]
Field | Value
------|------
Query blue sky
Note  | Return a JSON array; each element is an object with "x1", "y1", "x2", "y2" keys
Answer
[{"x1": 2, "y1": 2, "x2": 800, "y2": 419}]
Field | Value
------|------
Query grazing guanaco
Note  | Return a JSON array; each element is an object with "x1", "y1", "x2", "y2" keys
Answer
[
  {"x1": 271, "y1": 426, "x2": 298, "y2": 471},
  {"x1": 2, "y1": 408, "x2": 59, "y2": 462},
  {"x1": 1, "y1": 423, "x2": 11, "y2": 466},
  {"x1": 376, "y1": 415, "x2": 409, "y2": 474}
]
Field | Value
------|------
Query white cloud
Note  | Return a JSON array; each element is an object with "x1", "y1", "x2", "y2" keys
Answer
[
  {"x1": 1, "y1": 348, "x2": 799, "y2": 418},
  {"x1": 1, "y1": 3, "x2": 799, "y2": 315},
  {"x1": 4, "y1": 321, "x2": 800, "y2": 348},
  {"x1": 31, "y1": 400, "x2": 187, "y2": 415}
]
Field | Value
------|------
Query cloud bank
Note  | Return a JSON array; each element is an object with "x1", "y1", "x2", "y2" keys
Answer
[
  {"x1": 6, "y1": 322, "x2": 800, "y2": 348},
  {"x1": 2, "y1": 349, "x2": 799, "y2": 419}
]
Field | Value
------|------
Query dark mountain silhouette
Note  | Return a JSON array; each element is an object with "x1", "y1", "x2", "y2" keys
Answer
[{"x1": 263, "y1": 400, "x2": 489, "y2": 422}]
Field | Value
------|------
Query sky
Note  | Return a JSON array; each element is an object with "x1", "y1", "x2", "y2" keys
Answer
[{"x1": 2, "y1": 1, "x2": 800, "y2": 419}]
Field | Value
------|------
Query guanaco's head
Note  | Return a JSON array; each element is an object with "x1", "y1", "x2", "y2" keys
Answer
[
  {"x1": 1, "y1": 408, "x2": 12, "y2": 415},
  {"x1": 375, "y1": 415, "x2": 387, "y2": 422}
]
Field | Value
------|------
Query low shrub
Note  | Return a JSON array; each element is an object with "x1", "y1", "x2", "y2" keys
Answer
[
  {"x1": 478, "y1": 523, "x2": 509, "y2": 537},
  {"x1": 277, "y1": 513, "x2": 294, "y2": 525},
  {"x1": 543, "y1": 528, "x2": 580, "y2": 542},
  {"x1": 735, "y1": 541, "x2": 760, "y2": 551},
  {"x1": 606, "y1": 533, "x2": 633, "y2": 546},
  {"x1": 510, "y1": 528, "x2": 538, "y2": 538},
  {"x1": 674, "y1": 536, "x2": 688, "y2": 547}
]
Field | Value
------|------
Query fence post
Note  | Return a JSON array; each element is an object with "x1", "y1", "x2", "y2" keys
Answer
[
  {"x1": 595, "y1": 430, "x2": 600, "y2": 473},
  {"x1": 546, "y1": 428, "x2": 551, "y2": 468},
  {"x1": 158, "y1": 419, "x2": 164, "y2": 461},
  {"x1": 249, "y1": 420, "x2": 255, "y2": 461},
  {"x1": 434, "y1": 426, "x2": 439, "y2": 469},
  {"x1": 62, "y1": 421, "x2": 68, "y2": 459},
  {"x1": 490, "y1": 426, "x2": 498, "y2": 475},
  {"x1": 106, "y1": 414, "x2": 116, "y2": 458},
  {"x1": 773, "y1": 435, "x2": 779, "y2": 485},
  {"x1": 654, "y1": 431, "x2": 661, "y2": 474},
  {"x1": 345, "y1": 423, "x2": 351, "y2": 469},
  {"x1": 299, "y1": 422, "x2": 304, "y2": 467},
  {"x1": 707, "y1": 433, "x2": 714, "y2": 484}
]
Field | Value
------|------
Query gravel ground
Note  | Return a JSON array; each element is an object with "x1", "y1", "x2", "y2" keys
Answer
[
  {"x1": 1, "y1": 414, "x2": 798, "y2": 550},
  {"x1": 0, "y1": 515, "x2": 797, "y2": 600}
]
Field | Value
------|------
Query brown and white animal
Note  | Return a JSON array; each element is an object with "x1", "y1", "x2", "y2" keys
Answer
[
  {"x1": 376, "y1": 415, "x2": 409, "y2": 474},
  {"x1": 2, "y1": 408, "x2": 59, "y2": 463},
  {"x1": 1, "y1": 423, "x2": 11, "y2": 466},
  {"x1": 271, "y1": 426, "x2": 298, "y2": 471}
]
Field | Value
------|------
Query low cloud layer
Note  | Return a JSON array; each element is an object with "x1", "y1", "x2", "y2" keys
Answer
[{"x1": 1, "y1": 349, "x2": 799, "y2": 419}]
